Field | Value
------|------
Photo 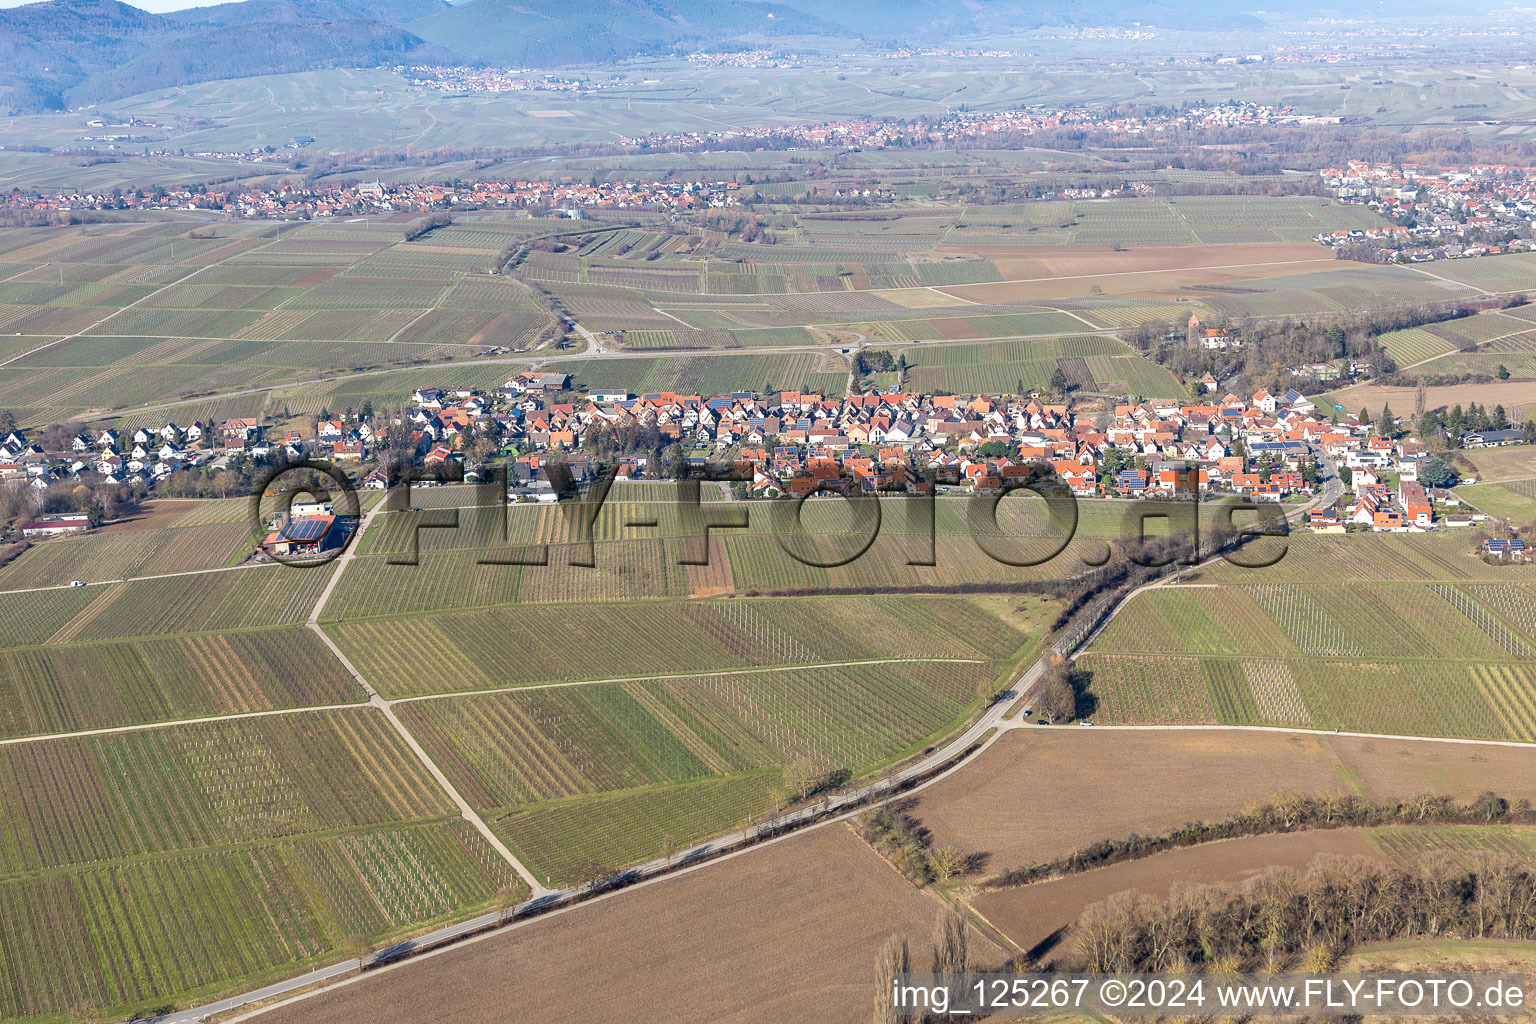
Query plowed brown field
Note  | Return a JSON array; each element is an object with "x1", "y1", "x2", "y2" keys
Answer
[
  {"x1": 245, "y1": 826, "x2": 1000, "y2": 1024},
  {"x1": 906, "y1": 730, "x2": 1536, "y2": 875}
]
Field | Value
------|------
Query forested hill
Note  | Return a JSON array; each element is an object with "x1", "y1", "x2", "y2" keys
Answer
[
  {"x1": 0, "y1": 0, "x2": 449, "y2": 111},
  {"x1": 406, "y1": 0, "x2": 843, "y2": 65},
  {"x1": 0, "y1": 0, "x2": 1505, "y2": 113}
]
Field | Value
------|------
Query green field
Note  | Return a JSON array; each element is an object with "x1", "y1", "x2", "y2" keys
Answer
[{"x1": 1460, "y1": 480, "x2": 1536, "y2": 521}]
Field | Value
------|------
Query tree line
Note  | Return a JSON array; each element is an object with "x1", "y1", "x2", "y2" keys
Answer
[
  {"x1": 1076, "y1": 850, "x2": 1536, "y2": 974},
  {"x1": 984, "y1": 790, "x2": 1535, "y2": 891}
]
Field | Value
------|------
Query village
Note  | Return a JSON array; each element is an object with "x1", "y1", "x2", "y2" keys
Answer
[
  {"x1": 11, "y1": 100, "x2": 1338, "y2": 213},
  {"x1": 1319, "y1": 160, "x2": 1536, "y2": 262},
  {"x1": 4, "y1": 366, "x2": 1529, "y2": 561},
  {"x1": 5, "y1": 176, "x2": 747, "y2": 220},
  {"x1": 614, "y1": 101, "x2": 1339, "y2": 152}
]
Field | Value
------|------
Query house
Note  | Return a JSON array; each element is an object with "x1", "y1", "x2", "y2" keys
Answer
[
  {"x1": 1483, "y1": 538, "x2": 1528, "y2": 560},
  {"x1": 1307, "y1": 509, "x2": 1345, "y2": 533},
  {"x1": 20, "y1": 514, "x2": 91, "y2": 537},
  {"x1": 331, "y1": 439, "x2": 365, "y2": 461},
  {"x1": 1115, "y1": 469, "x2": 1150, "y2": 497},
  {"x1": 1400, "y1": 482, "x2": 1432, "y2": 527},
  {"x1": 1372, "y1": 508, "x2": 1405, "y2": 531},
  {"x1": 262, "y1": 515, "x2": 346, "y2": 557},
  {"x1": 1462, "y1": 428, "x2": 1524, "y2": 448}
]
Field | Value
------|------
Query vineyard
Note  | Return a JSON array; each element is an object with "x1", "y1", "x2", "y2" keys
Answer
[
  {"x1": 1097, "y1": 582, "x2": 1536, "y2": 661},
  {"x1": 0, "y1": 709, "x2": 450, "y2": 875},
  {"x1": 0, "y1": 819, "x2": 520, "y2": 1022},
  {"x1": 0, "y1": 521, "x2": 253, "y2": 588},
  {"x1": 42, "y1": 564, "x2": 335, "y2": 643},
  {"x1": 1369, "y1": 825, "x2": 1536, "y2": 867},
  {"x1": 549, "y1": 353, "x2": 843, "y2": 398},
  {"x1": 1187, "y1": 533, "x2": 1536, "y2": 583},
  {"x1": 398, "y1": 659, "x2": 998, "y2": 883},
  {"x1": 326, "y1": 594, "x2": 1030, "y2": 697},
  {"x1": 0, "y1": 627, "x2": 362, "y2": 739},
  {"x1": 1079, "y1": 651, "x2": 1536, "y2": 742},
  {"x1": 492, "y1": 773, "x2": 780, "y2": 885}
]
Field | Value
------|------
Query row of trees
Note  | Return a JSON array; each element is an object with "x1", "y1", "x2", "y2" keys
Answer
[
  {"x1": 874, "y1": 909, "x2": 972, "y2": 1024},
  {"x1": 855, "y1": 804, "x2": 970, "y2": 887},
  {"x1": 985, "y1": 790, "x2": 1534, "y2": 891},
  {"x1": 1076, "y1": 850, "x2": 1536, "y2": 974}
]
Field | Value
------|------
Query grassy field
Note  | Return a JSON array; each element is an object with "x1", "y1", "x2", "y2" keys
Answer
[{"x1": 1459, "y1": 480, "x2": 1536, "y2": 521}]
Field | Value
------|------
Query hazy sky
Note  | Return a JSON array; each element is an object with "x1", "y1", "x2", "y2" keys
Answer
[{"x1": 0, "y1": 0, "x2": 230, "y2": 10}]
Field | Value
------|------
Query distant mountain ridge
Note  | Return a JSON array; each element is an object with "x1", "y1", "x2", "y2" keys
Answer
[
  {"x1": 408, "y1": 0, "x2": 844, "y2": 65},
  {"x1": 0, "y1": 0, "x2": 450, "y2": 110},
  {"x1": 0, "y1": 0, "x2": 1493, "y2": 114}
]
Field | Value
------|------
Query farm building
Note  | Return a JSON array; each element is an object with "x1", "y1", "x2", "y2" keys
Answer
[
  {"x1": 20, "y1": 514, "x2": 91, "y2": 537},
  {"x1": 262, "y1": 514, "x2": 347, "y2": 557}
]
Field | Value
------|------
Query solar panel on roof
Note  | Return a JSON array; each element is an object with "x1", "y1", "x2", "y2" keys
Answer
[{"x1": 282, "y1": 517, "x2": 330, "y2": 542}]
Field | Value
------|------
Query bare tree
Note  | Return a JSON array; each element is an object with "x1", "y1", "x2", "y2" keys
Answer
[{"x1": 874, "y1": 936, "x2": 910, "y2": 1024}]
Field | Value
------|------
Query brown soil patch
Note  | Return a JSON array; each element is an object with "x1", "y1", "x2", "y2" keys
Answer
[
  {"x1": 870, "y1": 287, "x2": 974, "y2": 309},
  {"x1": 293, "y1": 266, "x2": 345, "y2": 288},
  {"x1": 971, "y1": 830, "x2": 1383, "y2": 960},
  {"x1": 909, "y1": 730, "x2": 1345, "y2": 873},
  {"x1": 908, "y1": 730, "x2": 1536, "y2": 877},
  {"x1": 1460, "y1": 443, "x2": 1536, "y2": 482},
  {"x1": 251, "y1": 826, "x2": 999, "y2": 1024},
  {"x1": 98, "y1": 499, "x2": 200, "y2": 534},
  {"x1": 928, "y1": 317, "x2": 983, "y2": 339},
  {"x1": 1320, "y1": 381, "x2": 1536, "y2": 421},
  {"x1": 1326, "y1": 735, "x2": 1536, "y2": 801},
  {"x1": 939, "y1": 257, "x2": 1341, "y2": 303},
  {"x1": 466, "y1": 312, "x2": 513, "y2": 346},
  {"x1": 685, "y1": 534, "x2": 734, "y2": 597}
]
